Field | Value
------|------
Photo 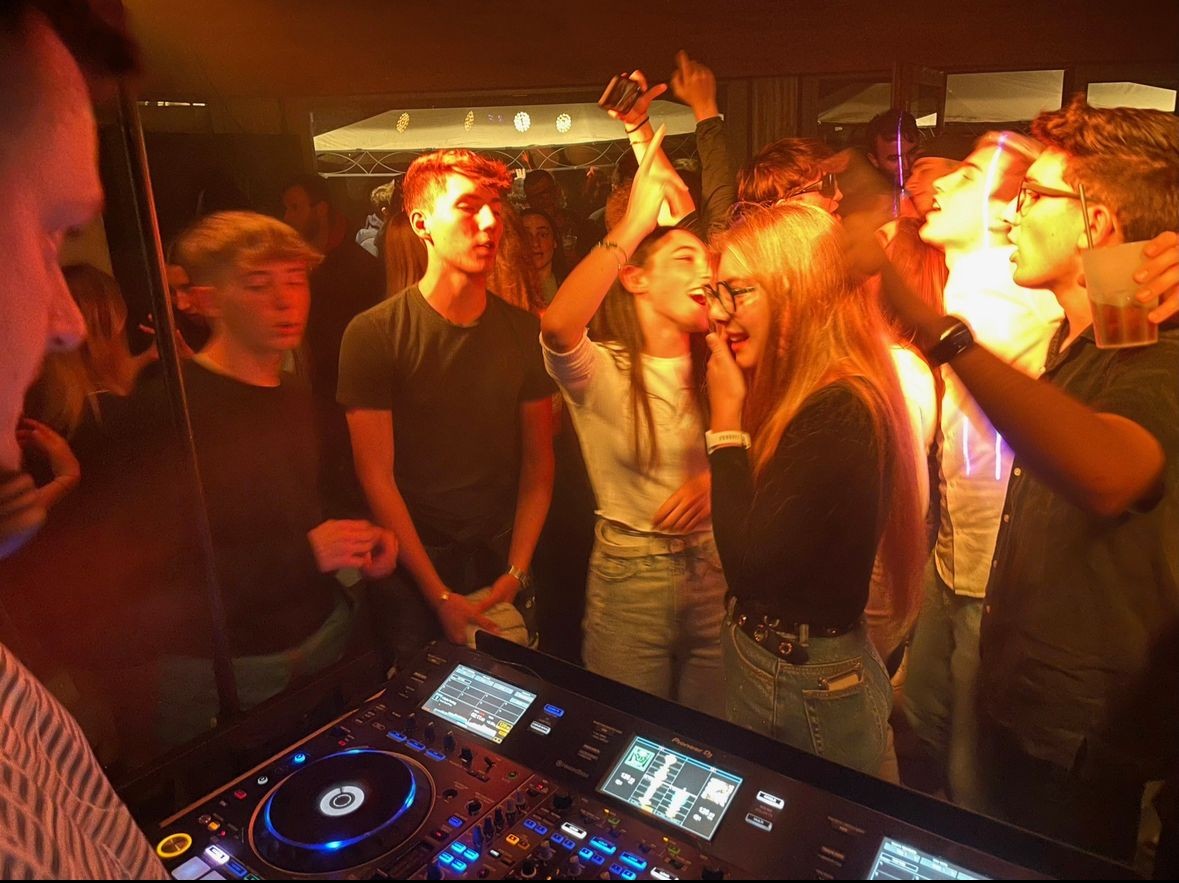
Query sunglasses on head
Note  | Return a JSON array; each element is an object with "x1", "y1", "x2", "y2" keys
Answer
[{"x1": 782, "y1": 171, "x2": 838, "y2": 203}]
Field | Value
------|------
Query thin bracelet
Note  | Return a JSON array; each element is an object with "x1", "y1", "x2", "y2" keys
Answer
[
  {"x1": 598, "y1": 239, "x2": 628, "y2": 272},
  {"x1": 624, "y1": 116, "x2": 650, "y2": 134}
]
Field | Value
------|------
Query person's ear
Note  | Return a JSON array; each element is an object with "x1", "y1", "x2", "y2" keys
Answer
[
  {"x1": 1083, "y1": 202, "x2": 1122, "y2": 248},
  {"x1": 619, "y1": 262, "x2": 646, "y2": 294},
  {"x1": 409, "y1": 208, "x2": 432, "y2": 243},
  {"x1": 187, "y1": 285, "x2": 220, "y2": 319}
]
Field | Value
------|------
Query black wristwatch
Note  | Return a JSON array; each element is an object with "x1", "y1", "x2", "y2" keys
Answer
[{"x1": 925, "y1": 316, "x2": 975, "y2": 367}]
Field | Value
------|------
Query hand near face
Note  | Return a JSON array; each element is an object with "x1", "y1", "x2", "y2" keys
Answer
[
  {"x1": 1133, "y1": 230, "x2": 1179, "y2": 325},
  {"x1": 705, "y1": 332, "x2": 746, "y2": 431}
]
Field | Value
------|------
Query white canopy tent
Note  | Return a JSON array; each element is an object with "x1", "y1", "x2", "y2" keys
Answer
[
  {"x1": 314, "y1": 100, "x2": 698, "y2": 153},
  {"x1": 817, "y1": 71, "x2": 1177, "y2": 125}
]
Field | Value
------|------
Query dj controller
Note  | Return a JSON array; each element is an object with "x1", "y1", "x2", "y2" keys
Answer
[{"x1": 151, "y1": 637, "x2": 1132, "y2": 880}]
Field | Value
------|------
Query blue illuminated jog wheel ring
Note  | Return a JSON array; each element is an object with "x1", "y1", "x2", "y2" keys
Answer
[{"x1": 249, "y1": 748, "x2": 434, "y2": 874}]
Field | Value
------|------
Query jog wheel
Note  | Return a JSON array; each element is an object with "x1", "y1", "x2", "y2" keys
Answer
[{"x1": 249, "y1": 749, "x2": 434, "y2": 875}]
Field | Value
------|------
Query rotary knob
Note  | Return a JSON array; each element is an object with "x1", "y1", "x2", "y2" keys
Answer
[
  {"x1": 424, "y1": 721, "x2": 436, "y2": 743},
  {"x1": 567, "y1": 854, "x2": 584, "y2": 877},
  {"x1": 443, "y1": 731, "x2": 457, "y2": 754},
  {"x1": 552, "y1": 792, "x2": 574, "y2": 812}
]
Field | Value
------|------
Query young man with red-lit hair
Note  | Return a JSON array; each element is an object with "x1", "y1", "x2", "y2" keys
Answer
[
  {"x1": 903, "y1": 131, "x2": 1061, "y2": 812},
  {"x1": 339, "y1": 149, "x2": 555, "y2": 668},
  {"x1": 872, "y1": 95, "x2": 1179, "y2": 860}
]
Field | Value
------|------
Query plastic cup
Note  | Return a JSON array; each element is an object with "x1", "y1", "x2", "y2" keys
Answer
[{"x1": 1082, "y1": 241, "x2": 1158, "y2": 349}]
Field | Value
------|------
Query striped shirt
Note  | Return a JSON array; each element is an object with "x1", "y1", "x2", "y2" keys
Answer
[{"x1": 1, "y1": 643, "x2": 167, "y2": 879}]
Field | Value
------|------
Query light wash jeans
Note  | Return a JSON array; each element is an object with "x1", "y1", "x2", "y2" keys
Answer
[
  {"x1": 581, "y1": 520, "x2": 727, "y2": 718},
  {"x1": 902, "y1": 559, "x2": 987, "y2": 811},
  {"x1": 721, "y1": 601, "x2": 891, "y2": 775}
]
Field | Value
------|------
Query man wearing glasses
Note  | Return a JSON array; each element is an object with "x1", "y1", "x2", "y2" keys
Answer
[
  {"x1": 903, "y1": 130, "x2": 1060, "y2": 813},
  {"x1": 874, "y1": 95, "x2": 1179, "y2": 861}
]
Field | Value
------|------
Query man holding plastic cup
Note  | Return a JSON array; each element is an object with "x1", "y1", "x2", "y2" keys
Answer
[{"x1": 862, "y1": 94, "x2": 1179, "y2": 861}]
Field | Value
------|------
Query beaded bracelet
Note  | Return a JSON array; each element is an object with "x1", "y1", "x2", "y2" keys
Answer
[
  {"x1": 624, "y1": 116, "x2": 650, "y2": 134},
  {"x1": 598, "y1": 239, "x2": 628, "y2": 273}
]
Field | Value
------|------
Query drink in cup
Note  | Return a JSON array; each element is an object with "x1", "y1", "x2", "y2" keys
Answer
[{"x1": 1081, "y1": 240, "x2": 1158, "y2": 349}]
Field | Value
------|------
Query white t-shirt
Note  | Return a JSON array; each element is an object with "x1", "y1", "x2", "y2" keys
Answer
[
  {"x1": 935, "y1": 247, "x2": 1063, "y2": 598},
  {"x1": 542, "y1": 332, "x2": 710, "y2": 534},
  {"x1": 0, "y1": 643, "x2": 167, "y2": 879}
]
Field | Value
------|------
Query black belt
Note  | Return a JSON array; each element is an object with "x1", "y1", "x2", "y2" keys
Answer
[{"x1": 730, "y1": 598, "x2": 858, "y2": 664}]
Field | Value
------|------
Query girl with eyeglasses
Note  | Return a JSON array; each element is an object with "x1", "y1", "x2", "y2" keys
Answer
[
  {"x1": 539, "y1": 129, "x2": 728, "y2": 717},
  {"x1": 703, "y1": 202, "x2": 926, "y2": 774}
]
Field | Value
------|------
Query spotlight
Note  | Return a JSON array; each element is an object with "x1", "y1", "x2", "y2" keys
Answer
[
  {"x1": 556, "y1": 113, "x2": 572, "y2": 134},
  {"x1": 464, "y1": 111, "x2": 475, "y2": 131},
  {"x1": 514, "y1": 111, "x2": 531, "y2": 133},
  {"x1": 396, "y1": 112, "x2": 410, "y2": 133}
]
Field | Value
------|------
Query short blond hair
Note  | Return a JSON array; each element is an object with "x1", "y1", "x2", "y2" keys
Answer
[{"x1": 173, "y1": 211, "x2": 322, "y2": 286}]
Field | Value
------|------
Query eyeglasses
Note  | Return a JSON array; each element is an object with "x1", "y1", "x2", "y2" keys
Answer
[
  {"x1": 1015, "y1": 180, "x2": 1084, "y2": 216},
  {"x1": 780, "y1": 171, "x2": 838, "y2": 204},
  {"x1": 702, "y1": 281, "x2": 756, "y2": 318}
]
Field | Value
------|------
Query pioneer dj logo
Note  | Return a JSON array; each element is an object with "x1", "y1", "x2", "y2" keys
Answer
[
  {"x1": 555, "y1": 759, "x2": 590, "y2": 779},
  {"x1": 671, "y1": 736, "x2": 713, "y2": 760}
]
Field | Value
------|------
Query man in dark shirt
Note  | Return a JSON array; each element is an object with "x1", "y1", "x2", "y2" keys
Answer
[
  {"x1": 282, "y1": 173, "x2": 384, "y2": 401},
  {"x1": 339, "y1": 149, "x2": 554, "y2": 668},
  {"x1": 871, "y1": 95, "x2": 1179, "y2": 860},
  {"x1": 133, "y1": 210, "x2": 398, "y2": 746}
]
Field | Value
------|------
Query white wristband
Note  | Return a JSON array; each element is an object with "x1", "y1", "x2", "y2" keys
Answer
[{"x1": 705, "y1": 430, "x2": 751, "y2": 455}]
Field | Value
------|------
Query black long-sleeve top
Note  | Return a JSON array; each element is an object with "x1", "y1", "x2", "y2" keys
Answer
[{"x1": 709, "y1": 383, "x2": 884, "y2": 626}]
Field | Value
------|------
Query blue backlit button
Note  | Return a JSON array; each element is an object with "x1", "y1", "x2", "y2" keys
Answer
[
  {"x1": 292, "y1": 752, "x2": 307, "y2": 765},
  {"x1": 590, "y1": 853, "x2": 606, "y2": 866},
  {"x1": 578, "y1": 847, "x2": 594, "y2": 861},
  {"x1": 406, "y1": 739, "x2": 426, "y2": 752},
  {"x1": 172, "y1": 857, "x2": 212, "y2": 880},
  {"x1": 611, "y1": 863, "x2": 637, "y2": 880},
  {"x1": 438, "y1": 852, "x2": 455, "y2": 865},
  {"x1": 523, "y1": 819, "x2": 537, "y2": 830},
  {"x1": 529, "y1": 720, "x2": 552, "y2": 736},
  {"x1": 387, "y1": 731, "x2": 407, "y2": 742},
  {"x1": 464, "y1": 848, "x2": 479, "y2": 862},
  {"x1": 542, "y1": 704, "x2": 565, "y2": 718},
  {"x1": 560, "y1": 822, "x2": 588, "y2": 840},
  {"x1": 756, "y1": 790, "x2": 785, "y2": 811},
  {"x1": 620, "y1": 872, "x2": 637, "y2": 882},
  {"x1": 451, "y1": 843, "x2": 467, "y2": 855},
  {"x1": 745, "y1": 812, "x2": 773, "y2": 832},
  {"x1": 448, "y1": 815, "x2": 463, "y2": 828},
  {"x1": 589, "y1": 837, "x2": 617, "y2": 855},
  {"x1": 651, "y1": 869, "x2": 680, "y2": 880},
  {"x1": 426, "y1": 749, "x2": 446, "y2": 761},
  {"x1": 533, "y1": 824, "x2": 548, "y2": 836},
  {"x1": 452, "y1": 859, "x2": 468, "y2": 873},
  {"x1": 225, "y1": 860, "x2": 248, "y2": 878},
  {"x1": 620, "y1": 851, "x2": 648, "y2": 872}
]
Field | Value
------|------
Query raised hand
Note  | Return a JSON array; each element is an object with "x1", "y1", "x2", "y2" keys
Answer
[
  {"x1": 670, "y1": 50, "x2": 719, "y2": 121},
  {"x1": 621, "y1": 125, "x2": 691, "y2": 234},
  {"x1": 606, "y1": 69, "x2": 668, "y2": 129}
]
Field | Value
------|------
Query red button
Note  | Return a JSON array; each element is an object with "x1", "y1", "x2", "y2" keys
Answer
[{"x1": 233, "y1": 789, "x2": 248, "y2": 800}]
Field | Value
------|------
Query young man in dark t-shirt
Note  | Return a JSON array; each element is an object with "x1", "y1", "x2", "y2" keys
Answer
[
  {"x1": 129, "y1": 211, "x2": 398, "y2": 746},
  {"x1": 339, "y1": 149, "x2": 554, "y2": 667},
  {"x1": 870, "y1": 96, "x2": 1179, "y2": 861}
]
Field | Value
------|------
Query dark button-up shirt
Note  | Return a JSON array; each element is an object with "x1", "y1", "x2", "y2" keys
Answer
[{"x1": 979, "y1": 321, "x2": 1179, "y2": 775}]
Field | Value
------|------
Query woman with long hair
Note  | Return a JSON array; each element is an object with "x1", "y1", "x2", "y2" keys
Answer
[
  {"x1": 520, "y1": 208, "x2": 568, "y2": 306},
  {"x1": 704, "y1": 202, "x2": 925, "y2": 773},
  {"x1": 381, "y1": 210, "x2": 427, "y2": 297},
  {"x1": 539, "y1": 128, "x2": 726, "y2": 716}
]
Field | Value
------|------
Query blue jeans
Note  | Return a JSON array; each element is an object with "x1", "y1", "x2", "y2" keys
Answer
[
  {"x1": 721, "y1": 603, "x2": 891, "y2": 775},
  {"x1": 582, "y1": 520, "x2": 727, "y2": 718},
  {"x1": 902, "y1": 560, "x2": 986, "y2": 811}
]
